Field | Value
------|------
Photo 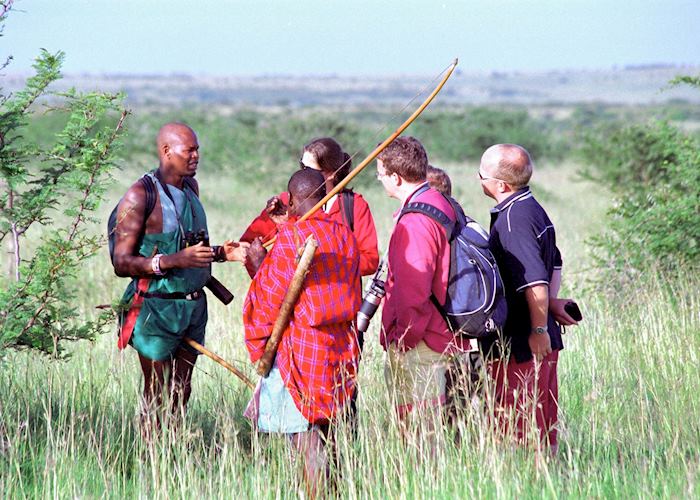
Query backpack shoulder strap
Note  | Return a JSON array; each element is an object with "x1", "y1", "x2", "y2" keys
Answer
[
  {"x1": 110, "y1": 174, "x2": 156, "y2": 265},
  {"x1": 398, "y1": 196, "x2": 456, "y2": 323},
  {"x1": 182, "y1": 176, "x2": 198, "y2": 197},
  {"x1": 445, "y1": 195, "x2": 468, "y2": 224},
  {"x1": 138, "y1": 174, "x2": 157, "y2": 222},
  {"x1": 340, "y1": 189, "x2": 354, "y2": 232},
  {"x1": 400, "y1": 202, "x2": 456, "y2": 240}
]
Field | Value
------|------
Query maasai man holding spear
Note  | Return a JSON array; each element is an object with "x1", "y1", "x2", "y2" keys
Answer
[{"x1": 241, "y1": 168, "x2": 361, "y2": 495}]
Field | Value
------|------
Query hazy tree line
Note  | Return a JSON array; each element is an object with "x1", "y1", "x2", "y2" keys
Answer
[{"x1": 1, "y1": 0, "x2": 698, "y2": 355}]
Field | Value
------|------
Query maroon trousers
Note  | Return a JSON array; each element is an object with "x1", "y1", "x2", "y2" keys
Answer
[{"x1": 487, "y1": 350, "x2": 559, "y2": 447}]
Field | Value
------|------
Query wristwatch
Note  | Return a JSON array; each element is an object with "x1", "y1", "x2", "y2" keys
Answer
[{"x1": 532, "y1": 326, "x2": 548, "y2": 335}]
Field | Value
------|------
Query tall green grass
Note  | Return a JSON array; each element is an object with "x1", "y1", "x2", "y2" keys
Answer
[{"x1": 1, "y1": 160, "x2": 698, "y2": 497}]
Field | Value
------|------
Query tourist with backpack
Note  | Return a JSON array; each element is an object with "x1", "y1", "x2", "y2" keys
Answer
[
  {"x1": 111, "y1": 122, "x2": 249, "y2": 437},
  {"x1": 375, "y1": 137, "x2": 471, "y2": 445},
  {"x1": 478, "y1": 144, "x2": 580, "y2": 455}
]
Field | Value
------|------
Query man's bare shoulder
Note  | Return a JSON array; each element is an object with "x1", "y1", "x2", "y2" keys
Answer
[
  {"x1": 117, "y1": 178, "x2": 150, "y2": 222},
  {"x1": 121, "y1": 178, "x2": 147, "y2": 202}
]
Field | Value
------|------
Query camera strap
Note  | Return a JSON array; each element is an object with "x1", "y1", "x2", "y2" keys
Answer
[{"x1": 154, "y1": 170, "x2": 198, "y2": 238}]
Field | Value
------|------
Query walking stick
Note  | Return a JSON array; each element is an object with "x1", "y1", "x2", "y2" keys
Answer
[
  {"x1": 256, "y1": 234, "x2": 318, "y2": 377},
  {"x1": 184, "y1": 337, "x2": 256, "y2": 390}
]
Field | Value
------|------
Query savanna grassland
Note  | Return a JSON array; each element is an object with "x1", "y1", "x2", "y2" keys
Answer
[{"x1": 1, "y1": 101, "x2": 699, "y2": 499}]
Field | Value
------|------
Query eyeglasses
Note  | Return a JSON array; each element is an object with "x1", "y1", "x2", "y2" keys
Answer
[
  {"x1": 299, "y1": 158, "x2": 322, "y2": 171},
  {"x1": 478, "y1": 168, "x2": 506, "y2": 183}
]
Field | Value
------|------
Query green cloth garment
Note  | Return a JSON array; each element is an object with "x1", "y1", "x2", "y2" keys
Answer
[{"x1": 120, "y1": 174, "x2": 211, "y2": 361}]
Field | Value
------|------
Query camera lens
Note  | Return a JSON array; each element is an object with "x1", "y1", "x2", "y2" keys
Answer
[{"x1": 356, "y1": 282, "x2": 385, "y2": 333}]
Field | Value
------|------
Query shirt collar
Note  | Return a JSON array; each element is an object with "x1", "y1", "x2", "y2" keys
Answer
[
  {"x1": 490, "y1": 186, "x2": 532, "y2": 214},
  {"x1": 393, "y1": 182, "x2": 430, "y2": 219},
  {"x1": 401, "y1": 182, "x2": 430, "y2": 209}
]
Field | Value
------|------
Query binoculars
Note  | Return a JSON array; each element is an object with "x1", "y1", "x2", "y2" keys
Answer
[
  {"x1": 182, "y1": 229, "x2": 232, "y2": 305},
  {"x1": 183, "y1": 229, "x2": 210, "y2": 248}
]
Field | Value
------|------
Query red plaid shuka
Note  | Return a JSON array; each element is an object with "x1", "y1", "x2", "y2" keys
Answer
[
  {"x1": 240, "y1": 191, "x2": 379, "y2": 276},
  {"x1": 243, "y1": 211, "x2": 362, "y2": 424}
]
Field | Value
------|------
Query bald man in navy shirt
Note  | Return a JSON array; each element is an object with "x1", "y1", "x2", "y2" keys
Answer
[{"x1": 479, "y1": 144, "x2": 579, "y2": 454}]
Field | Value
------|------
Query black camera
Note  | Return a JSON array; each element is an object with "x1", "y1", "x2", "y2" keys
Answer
[
  {"x1": 183, "y1": 229, "x2": 210, "y2": 248},
  {"x1": 564, "y1": 301, "x2": 583, "y2": 321},
  {"x1": 357, "y1": 279, "x2": 385, "y2": 333},
  {"x1": 182, "y1": 229, "x2": 233, "y2": 305},
  {"x1": 183, "y1": 229, "x2": 224, "y2": 262},
  {"x1": 356, "y1": 257, "x2": 387, "y2": 334}
]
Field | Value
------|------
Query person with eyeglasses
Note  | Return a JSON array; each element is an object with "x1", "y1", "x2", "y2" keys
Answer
[
  {"x1": 376, "y1": 136, "x2": 469, "y2": 450},
  {"x1": 240, "y1": 137, "x2": 379, "y2": 278},
  {"x1": 478, "y1": 143, "x2": 579, "y2": 455}
]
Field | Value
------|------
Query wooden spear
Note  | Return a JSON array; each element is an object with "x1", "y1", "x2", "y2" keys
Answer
[
  {"x1": 184, "y1": 337, "x2": 256, "y2": 390},
  {"x1": 256, "y1": 234, "x2": 318, "y2": 377}
]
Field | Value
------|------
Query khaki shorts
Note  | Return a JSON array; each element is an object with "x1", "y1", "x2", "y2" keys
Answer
[{"x1": 384, "y1": 340, "x2": 450, "y2": 418}]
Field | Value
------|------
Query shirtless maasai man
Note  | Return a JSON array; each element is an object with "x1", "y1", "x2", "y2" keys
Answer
[{"x1": 112, "y1": 122, "x2": 248, "y2": 434}]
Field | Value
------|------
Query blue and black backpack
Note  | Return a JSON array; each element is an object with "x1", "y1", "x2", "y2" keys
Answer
[{"x1": 399, "y1": 194, "x2": 507, "y2": 338}]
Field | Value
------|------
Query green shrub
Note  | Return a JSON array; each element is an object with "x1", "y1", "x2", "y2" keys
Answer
[
  {"x1": 579, "y1": 116, "x2": 700, "y2": 284},
  {"x1": 0, "y1": 51, "x2": 127, "y2": 356},
  {"x1": 578, "y1": 121, "x2": 685, "y2": 187},
  {"x1": 412, "y1": 107, "x2": 559, "y2": 162}
]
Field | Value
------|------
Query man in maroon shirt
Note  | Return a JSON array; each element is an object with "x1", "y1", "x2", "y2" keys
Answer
[{"x1": 376, "y1": 137, "x2": 467, "y2": 443}]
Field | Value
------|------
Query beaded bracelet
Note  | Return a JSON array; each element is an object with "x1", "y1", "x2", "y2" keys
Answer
[
  {"x1": 212, "y1": 245, "x2": 227, "y2": 263},
  {"x1": 151, "y1": 253, "x2": 165, "y2": 276}
]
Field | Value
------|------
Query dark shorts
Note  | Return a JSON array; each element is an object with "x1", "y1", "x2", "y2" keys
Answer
[{"x1": 131, "y1": 294, "x2": 208, "y2": 361}]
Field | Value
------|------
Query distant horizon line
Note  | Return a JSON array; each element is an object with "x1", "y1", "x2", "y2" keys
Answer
[{"x1": 4, "y1": 62, "x2": 699, "y2": 79}]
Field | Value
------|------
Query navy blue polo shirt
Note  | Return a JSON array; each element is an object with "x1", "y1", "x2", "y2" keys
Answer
[{"x1": 482, "y1": 187, "x2": 564, "y2": 363}]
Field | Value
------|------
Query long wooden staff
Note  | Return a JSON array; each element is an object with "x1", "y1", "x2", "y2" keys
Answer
[
  {"x1": 184, "y1": 337, "x2": 256, "y2": 390},
  {"x1": 256, "y1": 234, "x2": 318, "y2": 377},
  {"x1": 264, "y1": 58, "x2": 459, "y2": 250}
]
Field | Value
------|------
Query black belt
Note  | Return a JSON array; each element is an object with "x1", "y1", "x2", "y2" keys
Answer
[{"x1": 136, "y1": 289, "x2": 204, "y2": 301}]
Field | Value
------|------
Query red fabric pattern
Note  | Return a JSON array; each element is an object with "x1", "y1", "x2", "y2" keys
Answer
[
  {"x1": 327, "y1": 192, "x2": 379, "y2": 276},
  {"x1": 240, "y1": 192, "x2": 291, "y2": 245},
  {"x1": 243, "y1": 212, "x2": 362, "y2": 424},
  {"x1": 240, "y1": 191, "x2": 379, "y2": 276}
]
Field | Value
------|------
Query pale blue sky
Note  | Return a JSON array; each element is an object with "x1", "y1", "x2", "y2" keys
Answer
[{"x1": 3, "y1": 0, "x2": 699, "y2": 75}]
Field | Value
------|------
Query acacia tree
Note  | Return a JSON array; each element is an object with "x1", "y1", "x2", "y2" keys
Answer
[{"x1": 0, "y1": 1, "x2": 128, "y2": 356}]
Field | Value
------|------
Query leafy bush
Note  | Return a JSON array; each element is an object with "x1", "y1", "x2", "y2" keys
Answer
[
  {"x1": 411, "y1": 107, "x2": 559, "y2": 162},
  {"x1": 0, "y1": 7, "x2": 127, "y2": 357},
  {"x1": 579, "y1": 103, "x2": 700, "y2": 283},
  {"x1": 578, "y1": 121, "x2": 685, "y2": 187}
]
